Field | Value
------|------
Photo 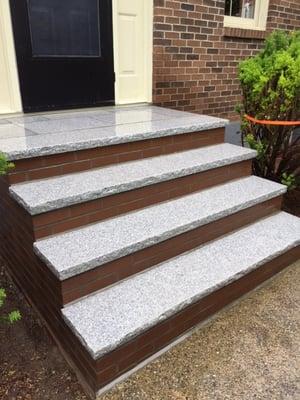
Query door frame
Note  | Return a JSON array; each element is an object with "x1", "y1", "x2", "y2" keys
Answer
[
  {"x1": 0, "y1": 0, "x2": 22, "y2": 114},
  {"x1": 112, "y1": 0, "x2": 153, "y2": 105}
]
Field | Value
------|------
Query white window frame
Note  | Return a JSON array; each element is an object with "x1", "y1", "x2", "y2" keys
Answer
[{"x1": 224, "y1": 0, "x2": 270, "y2": 31}]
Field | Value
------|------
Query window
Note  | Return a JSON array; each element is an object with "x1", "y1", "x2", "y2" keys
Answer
[
  {"x1": 224, "y1": 0, "x2": 269, "y2": 30},
  {"x1": 225, "y1": 1, "x2": 256, "y2": 19},
  {"x1": 27, "y1": 0, "x2": 101, "y2": 57}
]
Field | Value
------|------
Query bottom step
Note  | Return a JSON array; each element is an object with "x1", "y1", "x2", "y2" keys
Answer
[{"x1": 62, "y1": 212, "x2": 300, "y2": 392}]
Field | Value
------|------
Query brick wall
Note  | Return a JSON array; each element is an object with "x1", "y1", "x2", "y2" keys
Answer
[
  {"x1": 152, "y1": 0, "x2": 300, "y2": 119},
  {"x1": 268, "y1": 0, "x2": 300, "y2": 31}
]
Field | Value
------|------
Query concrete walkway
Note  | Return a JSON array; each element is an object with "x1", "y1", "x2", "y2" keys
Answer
[{"x1": 101, "y1": 261, "x2": 300, "y2": 400}]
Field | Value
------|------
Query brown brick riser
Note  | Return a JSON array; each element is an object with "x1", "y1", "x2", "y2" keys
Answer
[
  {"x1": 0, "y1": 178, "x2": 63, "y2": 308},
  {"x1": 0, "y1": 169, "x2": 285, "y2": 307},
  {"x1": 61, "y1": 196, "x2": 283, "y2": 305},
  {"x1": 8, "y1": 128, "x2": 224, "y2": 184},
  {"x1": 2, "y1": 153, "x2": 284, "y2": 309},
  {"x1": 33, "y1": 159, "x2": 252, "y2": 239}
]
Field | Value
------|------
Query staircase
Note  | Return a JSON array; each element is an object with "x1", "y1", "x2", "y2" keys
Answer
[{"x1": 1, "y1": 105, "x2": 299, "y2": 398}]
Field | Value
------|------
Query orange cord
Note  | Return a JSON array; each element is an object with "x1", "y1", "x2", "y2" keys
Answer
[{"x1": 245, "y1": 114, "x2": 300, "y2": 126}]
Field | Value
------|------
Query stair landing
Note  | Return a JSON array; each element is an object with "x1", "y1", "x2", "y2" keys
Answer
[{"x1": 0, "y1": 104, "x2": 227, "y2": 160}]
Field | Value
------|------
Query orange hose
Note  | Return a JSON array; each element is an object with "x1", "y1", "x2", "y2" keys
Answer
[{"x1": 245, "y1": 114, "x2": 300, "y2": 126}]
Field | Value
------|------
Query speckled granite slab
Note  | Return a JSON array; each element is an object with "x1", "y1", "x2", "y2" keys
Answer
[
  {"x1": 0, "y1": 105, "x2": 228, "y2": 160},
  {"x1": 10, "y1": 143, "x2": 256, "y2": 215},
  {"x1": 33, "y1": 176, "x2": 286, "y2": 280},
  {"x1": 62, "y1": 212, "x2": 300, "y2": 359}
]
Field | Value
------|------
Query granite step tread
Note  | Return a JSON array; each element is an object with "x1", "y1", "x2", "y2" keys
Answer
[
  {"x1": 33, "y1": 176, "x2": 286, "y2": 280},
  {"x1": 0, "y1": 106, "x2": 227, "y2": 160},
  {"x1": 10, "y1": 143, "x2": 256, "y2": 215},
  {"x1": 62, "y1": 212, "x2": 300, "y2": 359}
]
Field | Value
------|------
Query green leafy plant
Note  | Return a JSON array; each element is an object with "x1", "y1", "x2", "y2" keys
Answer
[
  {"x1": 0, "y1": 288, "x2": 21, "y2": 324},
  {"x1": 281, "y1": 172, "x2": 297, "y2": 190},
  {"x1": 237, "y1": 30, "x2": 300, "y2": 191},
  {"x1": 0, "y1": 151, "x2": 20, "y2": 325},
  {"x1": 0, "y1": 152, "x2": 14, "y2": 176}
]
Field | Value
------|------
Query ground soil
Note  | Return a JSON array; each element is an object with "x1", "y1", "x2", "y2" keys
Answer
[{"x1": 0, "y1": 264, "x2": 88, "y2": 400}]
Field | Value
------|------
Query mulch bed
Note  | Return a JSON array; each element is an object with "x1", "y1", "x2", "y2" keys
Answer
[{"x1": 0, "y1": 264, "x2": 87, "y2": 400}]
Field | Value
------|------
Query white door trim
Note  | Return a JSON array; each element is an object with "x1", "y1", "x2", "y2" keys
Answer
[
  {"x1": 112, "y1": 0, "x2": 153, "y2": 105},
  {"x1": 0, "y1": 0, "x2": 22, "y2": 114}
]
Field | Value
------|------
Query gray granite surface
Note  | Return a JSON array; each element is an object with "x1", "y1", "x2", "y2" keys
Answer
[
  {"x1": 19, "y1": 115, "x2": 113, "y2": 134},
  {"x1": 33, "y1": 176, "x2": 286, "y2": 280},
  {"x1": 0, "y1": 105, "x2": 228, "y2": 160},
  {"x1": 225, "y1": 121, "x2": 242, "y2": 146},
  {"x1": 62, "y1": 212, "x2": 300, "y2": 359},
  {"x1": 7, "y1": 115, "x2": 49, "y2": 124},
  {"x1": 10, "y1": 143, "x2": 256, "y2": 214},
  {"x1": 0, "y1": 124, "x2": 37, "y2": 139}
]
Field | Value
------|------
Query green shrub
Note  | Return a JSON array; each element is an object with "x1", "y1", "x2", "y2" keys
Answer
[
  {"x1": 0, "y1": 152, "x2": 14, "y2": 176},
  {"x1": 0, "y1": 288, "x2": 21, "y2": 324},
  {"x1": 237, "y1": 30, "x2": 300, "y2": 190}
]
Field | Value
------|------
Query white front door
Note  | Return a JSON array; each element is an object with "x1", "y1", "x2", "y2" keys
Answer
[{"x1": 113, "y1": 0, "x2": 153, "y2": 105}]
